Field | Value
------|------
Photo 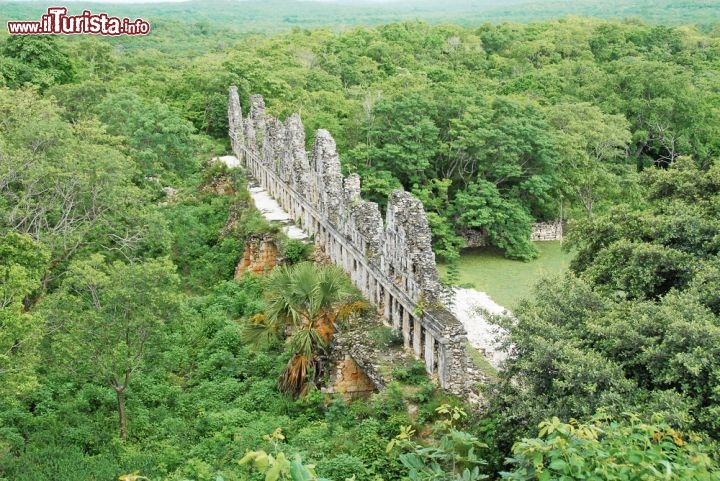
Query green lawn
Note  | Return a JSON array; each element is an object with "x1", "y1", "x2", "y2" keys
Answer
[{"x1": 440, "y1": 241, "x2": 573, "y2": 310}]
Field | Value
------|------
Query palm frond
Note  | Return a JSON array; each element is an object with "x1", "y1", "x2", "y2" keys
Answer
[
  {"x1": 241, "y1": 314, "x2": 283, "y2": 349},
  {"x1": 278, "y1": 354, "x2": 311, "y2": 397}
]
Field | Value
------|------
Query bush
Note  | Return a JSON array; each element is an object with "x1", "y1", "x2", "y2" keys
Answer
[
  {"x1": 282, "y1": 239, "x2": 311, "y2": 264},
  {"x1": 317, "y1": 454, "x2": 368, "y2": 481},
  {"x1": 504, "y1": 414, "x2": 720, "y2": 480},
  {"x1": 392, "y1": 360, "x2": 428, "y2": 385}
]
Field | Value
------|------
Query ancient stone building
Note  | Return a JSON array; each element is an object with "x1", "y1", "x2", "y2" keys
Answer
[{"x1": 228, "y1": 86, "x2": 471, "y2": 395}]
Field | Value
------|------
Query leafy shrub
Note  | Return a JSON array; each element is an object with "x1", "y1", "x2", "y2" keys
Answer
[
  {"x1": 289, "y1": 421, "x2": 334, "y2": 457},
  {"x1": 317, "y1": 453, "x2": 368, "y2": 481},
  {"x1": 372, "y1": 382, "x2": 405, "y2": 416},
  {"x1": 503, "y1": 414, "x2": 720, "y2": 480},
  {"x1": 392, "y1": 360, "x2": 428, "y2": 385},
  {"x1": 282, "y1": 239, "x2": 311, "y2": 264}
]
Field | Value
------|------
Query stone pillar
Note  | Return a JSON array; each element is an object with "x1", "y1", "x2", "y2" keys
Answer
[
  {"x1": 413, "y1": 319, "x2": 422, "y2": 357},
  {"x1": 437, "y1": 343, "x2": 448, "y2": 389},
  {"x1": 424, "y1": 331, "x2": 435, "y2": 374},
  {"x1": 384, "y1": 290, "x2": 391, "y2": 321},
  {"x1": 228, "y1": 86, "x2": 244, "y2": 157},
  {"x1": 393, "y1": 300, "x2": 401, "y2": 330},
  {"x1": 403, "y1": 311, "x2": 411, "y2": 348}
]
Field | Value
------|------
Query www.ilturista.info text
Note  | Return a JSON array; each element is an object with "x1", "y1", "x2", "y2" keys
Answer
[{"x1": 7, "y1": 7, "x2": 150, "y2": 36}]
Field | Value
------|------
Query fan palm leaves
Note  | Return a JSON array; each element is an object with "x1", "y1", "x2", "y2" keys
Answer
[{"x1": 244, "y1": 261, "x2": 366, "y2": 396}]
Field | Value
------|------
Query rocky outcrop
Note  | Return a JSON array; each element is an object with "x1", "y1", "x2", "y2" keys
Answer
[{"x1": 234, "y1": 234, "x2": 280, "y2": 277}]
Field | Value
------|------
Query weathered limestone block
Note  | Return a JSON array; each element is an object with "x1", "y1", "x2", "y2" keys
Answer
[
  {"x1": 310, "y1": 130, "x2": 344, "y2": 225},
  {"x1": 351, "y1": 201, "x2": 383, "y2": 260},
  {"x1": 344, "y1": 174, "x2": 361, "y2": 203},
  {"x1": 531, "y1": 221, "x2": 564, "y2": 241},
  {"x1": 228, "y1": 86, "x2": 244, "y2": 156},
  {"x1": 245, "y1": 94, "x2": 266, "y2": 155},
  {"x1": 331, "y1": 355, "x2": 377, "y2": 399},
  {"x1": 460, "y1": 222, "x2": 564, "y2": 245},
  {"x1": 459, "y1": 227, "x2": 489, "y2": 248},
  {"x1": 383, "y1": 191, "x2": 441, "y2": 304},
  {"x1": 263, "y1": 117, "x2": 285, "y2": 173},
  {"x1": 424, "y1": 307, "x2": 469, "y2": 392},
  {"x1": 337, "y1": 174, "x2": 361, "y2": 237},
  {"x1": 284, "y1": 113, "x2": 310, "y2": 194}
]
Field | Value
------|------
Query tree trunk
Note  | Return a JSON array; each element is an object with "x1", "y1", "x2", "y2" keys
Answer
[
  {"x1": 112, "y1": 371, "x2": 131, "y2": 439},
  {"x1": 115, "y1": 386, "x2": 127, "y2": 439}
]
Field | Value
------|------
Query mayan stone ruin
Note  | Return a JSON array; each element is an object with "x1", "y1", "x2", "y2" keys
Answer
[{"x1": 228, "y1": 86, "x2": 473, "y2": 395}]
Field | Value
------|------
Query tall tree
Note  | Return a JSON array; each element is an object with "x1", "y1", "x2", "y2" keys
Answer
[
  {"x1": 0, "y1": 89, "x2": 167, "y2": 294},
  {"x1": 43, "y1": 256, "x2": 182, "y2": 438},
  {"x1": 545, "y1": 102, "x2": 634, "y2": 215},
  {"x1": 490, "y1": 159, "x2": 720, "y2": 447}
]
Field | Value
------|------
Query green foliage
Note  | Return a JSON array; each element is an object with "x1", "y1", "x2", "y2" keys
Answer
[
  {"x1": 367, "y1": 325, "x2": 403, "y2": 349},
  {"x1": 503, "y1": 414, "x2": 720, "y2": 480},
  {"x1": 392, "y1": 360, "x2": 429, "y2": 386},
  {"x1": 491, "y1": 159, "x2": 720, "y2": 449},
  {"x1": 1, "y1": 35, "x2": 76, "y2": 91},
  {"x1": 163, "y1": 192, "x2": 244, "y2": 290},
  {"x1": 282, "y1": 239, "x2": 312, "y2": 265},
  {"x1": 389, "y1": 404, "x2": 488, "y2": 481},
  {"x1": 96, "y1": 91, "x2": 201, "y2": 177},
  {"x1": 245, "y1": 262, "x2": 363, "y2": 397},
  {"x1": 0, "y1": 88, "x2": 166, "y2": 280},
  {"x1": 317, "y1": 454, "x2": 368, "y2": 481},
  {"x1": 0, "y1": 233, "x2": 48, "y2": 397},
  {"x1": 42, "y1": 256, "x2": 183, "y2": 438},
  {"x1": 240, "y1": 450, "x2": 328, "y2": 481}
]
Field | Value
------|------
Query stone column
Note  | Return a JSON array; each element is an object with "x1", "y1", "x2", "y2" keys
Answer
[
  {"x1": 437, "y1": 343, "x2": 448, "y2": 389},
  {"x1": 393, "y1": 300, "x2": 401, "y2": 331},
  {"x1": 424, "y1": 331, "x2": 435, "y2": 374},
  {"x1": 403, "y1": 311, "x2": 411, "y2": 348},
  {"x1": 413, "y1": 319, "x2": 422, "y2": 357}
]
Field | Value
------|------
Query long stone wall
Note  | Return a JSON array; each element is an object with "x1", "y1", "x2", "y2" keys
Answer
[{"x1": 229, "y1": 87, "x2": 470, "y2": 394}]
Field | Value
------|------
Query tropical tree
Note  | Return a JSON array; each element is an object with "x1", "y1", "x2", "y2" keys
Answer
[
  {"x1": 43, "y1": 255, "x2": 182, "y2": 438},
  {"x1": 489, "y1": 158, "x2": 720, "y2": 447},
  {"x1": 244, "y1": 262, "x2": 364, "y2": 397}
]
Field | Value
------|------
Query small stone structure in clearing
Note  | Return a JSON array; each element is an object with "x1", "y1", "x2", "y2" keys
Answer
[{"x1": 228, "y1": 86, "x2": 474, "y2": 395}]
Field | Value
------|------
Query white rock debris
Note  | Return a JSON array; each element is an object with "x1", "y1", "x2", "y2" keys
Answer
[{"x1": 449, "y1": 288, "x2": 510, "y2": 370}]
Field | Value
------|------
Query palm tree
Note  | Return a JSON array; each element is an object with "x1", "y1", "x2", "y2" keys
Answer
[{"x1": 244, "y1": 262, "x2": 366, "y2": 397}]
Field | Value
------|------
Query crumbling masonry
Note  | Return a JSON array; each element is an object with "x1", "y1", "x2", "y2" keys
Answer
[{"x1": 229, "y1": 87, "x2": 470, "y2": 394}]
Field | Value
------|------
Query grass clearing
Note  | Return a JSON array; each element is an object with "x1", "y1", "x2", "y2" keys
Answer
[
  {"x1": 440, "y1": 241, "x2": 573, "y2": 310},
  {"x1": 465, "y1": 343, "x2": 499, "y2": 382}
]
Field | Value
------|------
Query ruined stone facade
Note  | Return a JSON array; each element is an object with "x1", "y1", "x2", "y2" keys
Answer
[
  {"x1": 228, "y1": 86, "x2": 470, "y2": 394},
  {"x1": 234, "y1": 234, "x2": 280, "y2": 277},
  {"x1": 530, "y1": 221, "x2": 564, "y2": 241},
  {"x1": 461, "y1": 222, "x2": 564, "y2": 248},
  {"x1": 331, "y1": 356, "x2": 377, "y2": 399}
]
